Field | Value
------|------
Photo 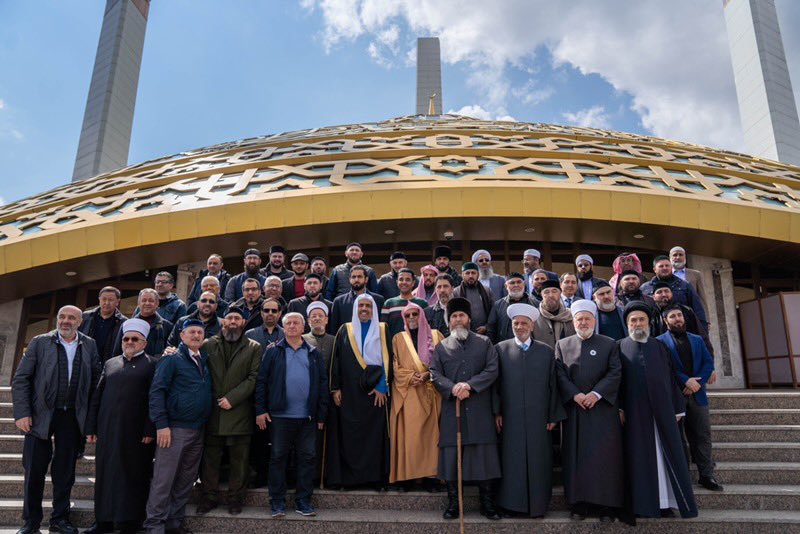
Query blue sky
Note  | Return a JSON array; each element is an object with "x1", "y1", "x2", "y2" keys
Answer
[{"x1": 1, "y1": 0, "x2": 798, "y2": 205}]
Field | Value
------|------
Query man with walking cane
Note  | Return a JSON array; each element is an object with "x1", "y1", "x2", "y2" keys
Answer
[{"x1": 429, "y1": 297, "x2": 501, "y2": 521}]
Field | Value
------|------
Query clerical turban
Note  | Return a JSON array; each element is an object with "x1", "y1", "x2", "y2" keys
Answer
[
  {"x1": 575, "y1": 254, "x2": 594, "y2": 266},
  {"x1": 471, "y1": 249, "x2": 491, "y2": 262},
  {"x1": 524, "y1": 249, "x2": 541, "y2": 259},
  {"x1": 307, "y1": 301, "x2": 329, "y2": 317},
  {"x1": 506, "y1": 302, "x2": 539, "y2": 323},
  {"x1": 122, "y1": 318, "x2": 150, "y2": 339},
  {"x1": 571, "y1": 299, "x2": 597, "y2": 318}
]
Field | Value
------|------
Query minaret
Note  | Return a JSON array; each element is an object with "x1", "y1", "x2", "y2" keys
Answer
[
  {"x1": 723, "y1": 0, "x2": 800, "y2": 165},
  {"x1": 72, "y1": 0, "x2": 150, "y2": 182},
  {"x1": 416, "y1": 38, "x2": 443, "y2": 115}
]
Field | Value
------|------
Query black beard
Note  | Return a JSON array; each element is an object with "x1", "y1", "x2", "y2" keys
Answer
[
  {"x1": 245, "y1": 265, "x2": 260, "y2": 276},
  {"x1": 578, "y1": 269, "x2": 593, "y2": 282},
  {"x1": 656, "y1": 299, "x2": 671, "y2": 309},
  {"x1": 306, "y1": 289, "x2": 320, "y2": 299},
  {"x1": 351, "y1": 283, "x2": 365, "y2": 292},
  {"x1": 272, "y1": 262, "x2": 284, "y2": 270},
  {"x1": 464, "y1": 279, "x2": 477, "y2": 287},
  {"x1": 670, "y1": 323, "x2": 687, "y2": 335},
  {"x1": 436, "y1": 264, "x2": 448, "y2": 272},
  {"x1": 222, "y1": 328, "x2": 243, "y2": 342}
]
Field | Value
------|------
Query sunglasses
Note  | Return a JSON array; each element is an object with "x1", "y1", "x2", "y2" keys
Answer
[
  {"x1": 477, "y1": 258, "x2": 491, "y2": 263},
  {"x1": 404, "y1": 312, "x2": 420, "y2": 318},
  {"x1": 262, "y1": 308, "x2": 280, "y2": 313},
  {"x1": 122, "y1": 336, "x2": 144, "y2": 343},
  {"x1": 199, "y1": 298, "x2": 216, "y2": 304}
]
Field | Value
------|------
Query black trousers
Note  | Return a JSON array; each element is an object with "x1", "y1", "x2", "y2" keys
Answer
[
  {"x1": 268, "y1": 418, "x2": 316, "y2": 503},
  {"x1": 22, "y1": 409, "x2": 82, "y2": 526},
  {"x1": 681, "y1": 395, "x2": 715, "y2": 478}
]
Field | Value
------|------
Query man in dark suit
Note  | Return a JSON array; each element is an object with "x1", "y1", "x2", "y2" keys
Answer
[
  {"x1": 13, "y1": 305, "x2": 102, "y2": 534},
  {"x1": 281, "y1": 253, "x2": 310, "y2": 301},
  {"x1": 327, "y1": 265, "x2": 385, "y2": 335}
]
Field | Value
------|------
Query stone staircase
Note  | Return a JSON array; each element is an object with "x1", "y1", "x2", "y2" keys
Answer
[{"x1": 0, "y1": 387, "x2": 799, "y2": 532}]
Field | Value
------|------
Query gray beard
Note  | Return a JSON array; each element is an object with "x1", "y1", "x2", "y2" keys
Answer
[
  {"x1": 508, "y1": 289, "x2": 525, "y2": 300},
  {"x1": 597, "y1": 300, "x2": 616, "y2": 313},
  {"x1": 451, "y1": 327, "x2": 469, "y2": 341},
  {"x1": 479, "y1": 267, "x2": 494, "y2": 280},
  {"x1": 630, "y1": 329, "x2": 649, "y2": 342},
  {"x1": 577, "y1": 328, "x2": 594, "y2": 339},
  {"x1": 672, "y1": 261, "x2": 686, "y2": 270},
  {"x1": 223, "y1": 329, "x2": 243, "y2": 342}
]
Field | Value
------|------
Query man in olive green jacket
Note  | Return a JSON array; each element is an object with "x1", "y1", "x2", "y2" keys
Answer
[{"x1": 197, "y1": 307, "x2": 262, "y2": 515}]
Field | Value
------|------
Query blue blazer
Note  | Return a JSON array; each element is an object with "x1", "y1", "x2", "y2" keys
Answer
[{"x1": 657, "y1": 331, "x2": 714, "y2": 406}]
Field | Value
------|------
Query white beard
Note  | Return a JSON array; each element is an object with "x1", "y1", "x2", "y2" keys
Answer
[
  {"x1": 451, "y1": 326, "x2": 469, "y2": 341},
  {"x1": 508, "y1": 289, "x2": 525, "y2": 300},
  {"x1": 577, "y1": 327, "x2": 594, "y2": 339},
  {"x1": 479, "y1": 267, "x2": 494, "y2": 280},
  {"x1": 672, "y1": 261, "x2": 686, "y2": 270},
  {"x1": 631, "y1": 328, "x2": 650, "y2": 342}
]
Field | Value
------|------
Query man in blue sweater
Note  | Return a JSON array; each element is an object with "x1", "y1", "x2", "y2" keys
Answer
[
  {"x1": 144, "y1": 319, "x2": 213, "y2": 534},
  {"x1": 256, "y1": 312, "x2": 329, "y2": 518}
]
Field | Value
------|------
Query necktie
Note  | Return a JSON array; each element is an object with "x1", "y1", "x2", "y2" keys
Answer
[
  {"x1": 566, "y1": 297, "x2": 572, "y2": 307},
  {"x1": 192, "y1": 353, "x2": 203, "y2": 377}
]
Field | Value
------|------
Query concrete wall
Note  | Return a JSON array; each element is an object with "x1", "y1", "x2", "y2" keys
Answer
[{"x1": 0, "y1": 299, "x2": 23, "y2": 385}]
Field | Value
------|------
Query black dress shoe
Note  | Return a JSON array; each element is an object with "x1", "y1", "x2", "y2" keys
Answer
[
  {"x1": 228, "y1": 501, "x2": 242, "y2": 515},
  {"x1": 699, "y1": 476, "x2": 724, "y2": 491},
  {"x1": 48, "y1": 519, "x2": 77, "y2": 534},
  {"x1": 195, "y1": 499, "x2": 218, "y2": 515},
  {"x1": 599, "y1": 515, "x2": 615, "y2": 523},
  {"x1": 569, "y1": 511, "x2": 586, "y2": 521},
  {"x1": 83, "y1": 522, "x2": 113, "y2": 534},
  {"x1": 443, "y1": 482, "x2": 459, "y2": 520},
  {"x1": 16, "y1": 524, "x2": 40, "y2": 534},
  {"x1": 660, "y1": 508, "x2": 676, "y2": 518}
]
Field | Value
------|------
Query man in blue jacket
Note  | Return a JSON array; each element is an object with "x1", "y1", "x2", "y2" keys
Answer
[
  {"x1": 144, "y1": 319, "x2": 213, "y2": 534},
  {"x1": 255, "y1": 312, "x2": 329, "y2": 518},
  {"x1": 657, "y1": 305, "x2": 722, "y2": 492}
]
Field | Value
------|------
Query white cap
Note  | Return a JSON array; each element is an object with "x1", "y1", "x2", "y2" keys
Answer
[
  {"x1": 571, "y1": 299, "x2": 597, "y2": 318},
  {"x1": 122, "y1": 318, "x2": 150, "y2": 338},
  {"x1": 523, "y1": 248, "x2": 541, "y2": 259},
  {"x1": 307, "y1": 301, "x2": 329, "y2": 317},
  {"x1": 506, "y1": 302, "x2": 540, "y2": 322},
  {"x1": 575, "y1": 254, "x2": 593, "y2": 266}
]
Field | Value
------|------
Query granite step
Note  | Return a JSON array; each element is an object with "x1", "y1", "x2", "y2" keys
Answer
[
  {"x1": 0, "y1": 405, "x2": 11, "y2": 419},
  {"x1": 0, "y1": 390, "x2": 9, "y2": 404},
  {"x1": 710, "y1": 409, "x2": 800, "y2": 425},
  {"x1": 712, "y1": 442, "x2": 800, "y2": 463},
  {"x1": 707, "y1": 391, "x2": 800, "y2": 410},
  {"x1": 1, "y1": 500, "x2": 800, "y2": 533},
  {"x1": 693, "y1": 462, "x2": 800, "y2": 485},
  {"x1": 0, "y1": 435, "x2": 96, "y2": 455},
  {"x1": 711, "y1": 425, "x2": 800, "y2": 443},
  {"x1": 0, "y1": 454, "x2": 96, "y2": 476},
  {"x1": 5, "y1": 477, "x2": 800, "y2": 512}
]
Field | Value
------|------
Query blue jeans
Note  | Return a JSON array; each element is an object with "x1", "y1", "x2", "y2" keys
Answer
[{"x1": 268, "y1": 417, "x2": 316, "y2": 503}]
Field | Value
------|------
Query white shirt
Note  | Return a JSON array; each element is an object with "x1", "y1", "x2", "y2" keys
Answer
[
  {"x1": 58, "y1": 333, "x2": 79, "y2": 382},
  {"x1": 673, "y1": 268, "x2": 687, "y2": 281}
]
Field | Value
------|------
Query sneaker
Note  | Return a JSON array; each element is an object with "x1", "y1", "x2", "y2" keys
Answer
[
  {"x1": 271, "y1": 501, "x2": 286, "y2": 518},
  {"x1": 295, "y1": 500, "x2": 317, "y2": 517}
]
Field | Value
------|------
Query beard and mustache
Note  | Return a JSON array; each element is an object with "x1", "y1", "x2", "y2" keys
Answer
[
  {"x1": 450, "y1": 326, "x2": 469, "y2": 341},
  {"x1": 630, "y1": 328, "x2": 649, "y2": 342},
  {"x1": 222, "y1": 326, "x2": 244, "y2": 342}
]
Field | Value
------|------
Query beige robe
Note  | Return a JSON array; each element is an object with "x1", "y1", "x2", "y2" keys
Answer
[{"x1": 389, "y1": 329, "x2": 444, "y2": 483}]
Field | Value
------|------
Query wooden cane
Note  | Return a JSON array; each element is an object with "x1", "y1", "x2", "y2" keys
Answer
[
  {"x1": 456, "y1": 398, "x2": 465, "y2": 534},
  {"x1": 319, "y1": 428, "x2": 327, "y2": 490}
]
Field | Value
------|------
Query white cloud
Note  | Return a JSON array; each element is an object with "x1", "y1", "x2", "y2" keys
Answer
[
  {"x1": 562, "y1": 106, "x2": 611, "y2": 129},
  {"x1": 300, "y1": 0, "x2": 800, "y2": 152},
  {"x1": 448, "y1": 104, "x2": 517, "y2": 122},
  {"x1": 511, "y1": 80, "x2": 554, "y2": 105},
  {"x1": 0, "y1": 99, "x2": 5, "y2": 110},
  {"x1": 11, "y1": 129, "x2": 23, "y2": 140}
]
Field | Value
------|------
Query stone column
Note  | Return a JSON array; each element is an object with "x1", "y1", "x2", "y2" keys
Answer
[
  {"x1": 0, "y1": 299, "x2": 24, "y2": 384},
  {"x1": 689, "y1": 254, "x2": 745, "y2": 389},
  {"x1": 176, "y1": 261, "x2": 205, "y2": 302}
]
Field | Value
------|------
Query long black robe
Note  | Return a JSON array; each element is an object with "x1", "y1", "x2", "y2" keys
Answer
[
  {"x1": 494, "y1": 339, "x2": 565, "y2": 516},
  {"x1": 618, "y1": 337, "x2": 698, "y2": 518},
  {"x1": 430, "y1": 331, "x2": 500, "y2": 481},
  {"x1": 325, "y1": 323, "x2": 393, "y2": 487},
  {"x1": 86, "y1": 352, "x2": 157, "y2": 524},
  {"x1": 555, "y1": 334, "x2": 624, "y2": 508}
]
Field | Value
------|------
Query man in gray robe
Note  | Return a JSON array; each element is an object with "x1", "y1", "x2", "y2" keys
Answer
[
  {"x1": 494, "y1": 303, "x2": 565, "y2": 518},
  {"x1": 534, "y1": 280, "x2": 575, "y2": 349},
  {"x1": 555, "y1": 300, "x2": 623, "y2": 522},
  {"x1": 429, "y1": 297, "x2": 501, "y2": 521}
]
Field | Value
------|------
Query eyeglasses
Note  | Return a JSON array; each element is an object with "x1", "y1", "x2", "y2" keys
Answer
[
  {"x1": 262, "y1": 308, "x2": 280, "y2": 313},
  {"x1": 122, "y1": 336, "x2": 144, "y2": 343},
  {"x1": 477, "y1": 258, "x2": 491, "y2": 263},
  {"x1": 199, "y1": 298, "x2": 216, "y2": 304}
]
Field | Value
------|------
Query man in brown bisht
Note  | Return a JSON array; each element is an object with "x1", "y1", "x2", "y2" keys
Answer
[
  {"x1": 534, "y1": 279, "x2": 575, "y2": 349},
  {"x1": 389, "y1": 302, "x2": 444, "y2": 491}
]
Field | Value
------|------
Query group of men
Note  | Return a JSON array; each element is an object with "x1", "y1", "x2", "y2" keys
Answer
[{"x1": 11, "y1": 242, "x2": 720, "y2": 533}]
